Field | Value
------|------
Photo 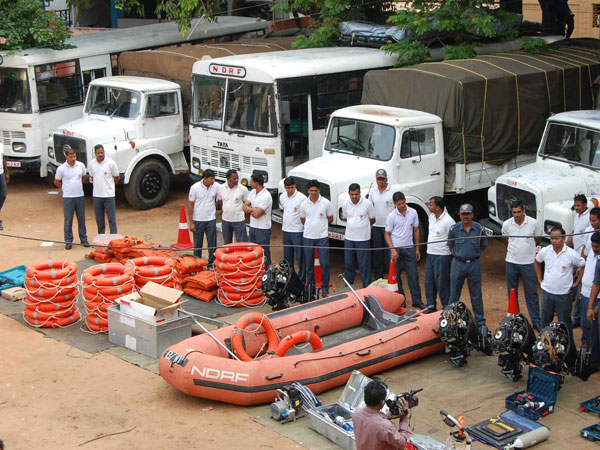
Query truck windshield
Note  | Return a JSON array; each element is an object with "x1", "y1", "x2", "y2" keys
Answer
[
  {"x1": 541, "y1": 123, "x2": 600, "y2": 168},
  {"x1": 325, "y1": 118, "x2": 395, "y2": 160},
  {"x1": 0, "y1": 68, "x2": 31, "y2": 113},
  {"x1": 84, "y1": 85, "x2": 141, "y2": 119},
  {"x1": 191, "y1": 76, "x2": 225, "y2": 130},
  {"x1": 224, "y1": 80, "x2": 275, "y2": 135}
]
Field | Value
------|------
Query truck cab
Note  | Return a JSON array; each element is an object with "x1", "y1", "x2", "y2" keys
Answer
[
  {"x1": 46, "y1": 76, "x2": 189, "y2": 210},
  {"x1": 485, "y1": 110, "x2": 600, "y2": 237},
  {"x1": 274, "y1": 105, "x2": 444, "y2": 239}
]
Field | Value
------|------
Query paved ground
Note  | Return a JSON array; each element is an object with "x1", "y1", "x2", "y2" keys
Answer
[{"x1": 0, "y1": 172, "x2": 598, "y2": 449}]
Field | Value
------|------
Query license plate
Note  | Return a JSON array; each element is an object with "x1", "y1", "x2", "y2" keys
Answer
[
  {"x1": 328, "y1": 231, "x2": 345, "y2": 240},
  {"x1": 6, "y1": 161, "x2": 21, "y2": 168},
  {"x1": 163, "y1": 350, "x2": 188, "y2": 367},
  {"x1": 483, "y1": 227, "x2": 494, "y2": 237}
]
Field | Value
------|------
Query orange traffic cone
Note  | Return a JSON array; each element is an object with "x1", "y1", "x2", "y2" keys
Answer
[
  {"x1": 171, "y1": 204, "x2": 194, "y2": 250},
  {"x1": 314, "y1": 249, "x2": 323, "y2": 290},
  {"x1": 387, "y1": 259, "x2": 398, "y2": 293},
  {"x1": 507, "y1": 288, "x2": 519, "y2": 315}
]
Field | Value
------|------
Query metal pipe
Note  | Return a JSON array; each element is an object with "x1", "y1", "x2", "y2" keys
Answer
[
  {"x1": 193, "y1": 319, "x2": 241, "y2": 361},
  {"x1": 338, "y1": 274, "x2": 378, "y2": 321}
]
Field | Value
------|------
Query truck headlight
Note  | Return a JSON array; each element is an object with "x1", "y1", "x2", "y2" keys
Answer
[
  {"x1": 488, "y1": 201, "x2": 496, "y2": 217},
  {"x1": 48, "y1": 146, "x2": 55, "y2": 159},
  {"x1": 192, "y1": 157, "x2": 200, "y2": 170},
  {"x1": 12, "y1": 142, "x2": 26, "y2": 153},
  {"x1": 544, "y1": 220, "x2": 561, "y2": 235}
]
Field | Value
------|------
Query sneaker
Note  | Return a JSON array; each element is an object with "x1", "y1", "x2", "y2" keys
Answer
[
  {"x1": 412, "y1": 301, "x2": 427, "y2": 309},
  {"x1": 65, "y1": 243, "x2": 72, "y2": 250},
  {"x1": 82, "y1": 241, "x2": 91, "y2": 248},
  {"x1": 572, "y1": 321, "x2": 581, "y2": 329}
]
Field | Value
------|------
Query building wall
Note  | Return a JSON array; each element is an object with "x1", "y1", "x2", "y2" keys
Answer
[{"x1": 524, "y1": 0, "x2": 600, "y2": 38}]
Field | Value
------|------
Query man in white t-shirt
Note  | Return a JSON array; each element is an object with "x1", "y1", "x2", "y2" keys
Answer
[
  {"x1": 342, "y1": 183, "x2": 375, "y2": 288},
  {"x1": 217, "y1": 169, "x2": 248, "y2": 244},
  {"x1": 535, "y1": 226, "x2": 585, "y2": 335},
  {"x1": 54, "y1": 145, "x2": 89, "y2": 250},
  {"x1": 300, "y1": 179, "x2": 333, "y2": 297},
  {"x1": 569, "y1": 194, "x2": 590, "y2": 326},
  {"x1": 425, "y1": 196, "x2": 455, "y2": 310},
  {"x1": 188, "y1": 169, "x2": 218, "y2": 264},
  {"x1": 244, "y1": 172, "x2": 273, "y2": 267},
  {"x1": 280, "y1": 176, "x2": 306, "y2": 283},
  {"x1": 0, "y1": 143, "x2": 9, "y2": 231},
  {"x1": 502, "y1": 200, "x2": 541, "y2": 330},
  {"x1": 580, "y1": 231, "x2": 600, "y2": 357},
  {"x1": 88, "y1": 144, "x2": 120, "y2": 235},
  {"x1": 369, "y1": 169, "x2": 398, "y2": 280}
]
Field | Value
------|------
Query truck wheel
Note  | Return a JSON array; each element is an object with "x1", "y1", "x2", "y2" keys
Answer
[{"x1": 124, "y1": 159, "x2": 170, "y2": 210}]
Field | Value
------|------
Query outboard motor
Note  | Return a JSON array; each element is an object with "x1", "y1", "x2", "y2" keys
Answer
[
  {"x1": 438, "y1": 302, "x2": 490, "y2": 367},
  {"x1": 532, "y1": 322, "x2": 591, "y2": 383},
  {"x1": 262, "y1": 260, "x2": 306, "y2": 311},
  {"x1": 493, "y1": 313, "x2": 536, "y2": 381}
]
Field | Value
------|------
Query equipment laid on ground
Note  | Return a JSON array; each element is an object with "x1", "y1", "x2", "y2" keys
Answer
[
  {"x1": 0, "y1": 265, "x2": 26, "y2": 293},
  {"x1": 262, "y1": 260, "x2": 306, "y2": 310},
  {"x1": 465, "y1": 410, "x2": 549, "y2": 449},
  {"x1": 493, "y1": 313, "x2": 536, "y2": 381},
  {"x1": 438, "y1": 301, "x2": 492, "y2": 367},
  {"x1": 439, "y1": 410, "x2": 472, "y2": 450},
  {"x1": 270, "y1": 385, "x2": 305, "y2": 423},
  {"x1": 159, "y1": 287, "x2": 443, "y2": 405},
  {"x1": 386, "y1": 388, "x2": 423, "y2": 416},
  {"x1": 580, "y1": 395, "x2": 600, "y2": 416},
  {"x1": 127, "y1": 256, "x2": 178, "y2": 289},
  {"x1": 505, "y1": 365, "x2": 560, "y2": 420},
  {"x1": 532, "y1": 321, "x2": 591, "y2": 382},
  {"x1": 581, "y1": 422, "x2": 600, "y2": 442}
]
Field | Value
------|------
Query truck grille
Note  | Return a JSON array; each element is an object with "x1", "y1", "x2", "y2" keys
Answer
[
  {"x1": 496, "y1": 184, "x2": 537, "y2": 221},
  {"x1": 1, "y1": 130, "x2": 26, "y2": 147},
  {"x1": 290, "y1": 176, "x2": 331, "y2": 201},
  {"x1": 53, "y1": 135, "x2": 87, "y2": 164},
  {"x1": 194, "y1": 145, "x2": 268, "y2": 179}
]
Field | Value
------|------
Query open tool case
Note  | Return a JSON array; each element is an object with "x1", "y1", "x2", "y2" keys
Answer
[{"x1": 505, "y1": 365, "x2": 560, "y2": 420}]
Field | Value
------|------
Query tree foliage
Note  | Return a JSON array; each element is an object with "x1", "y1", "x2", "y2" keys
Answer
[{"x1": 0, "y1": 0, "x2": 72, "y2": 51}]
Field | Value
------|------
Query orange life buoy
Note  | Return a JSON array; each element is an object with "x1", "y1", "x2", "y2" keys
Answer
[
  {"x1": 26, "y1": 290, "x2": 77, "y2": 304},
  {"x1": 129, "y1": 257, "x2": 175, "y2": 276},
  {"x1": 274, "y1": 330, "x2": 323, "y2": 357},
  {"x1": 214, "y1": 243, "x2": 264, "y2": 264},
  {"x1": 25, "y1": 273, "x2": 77, "y2": 288},
  {"x1": 26, "y1": 260, "x2": 77, "y2": 280},
  {"x1": 24, "y1": 310, "x2": 81, "y2": 328},
  {"x1": 231, "y1": 313, "x2": 279, "y2": 361},
  {"x1": 26, "y1": 285, "x2": 78, "y2": 299},
  {"x1": 218, "y1": 281, "x2": 262, "y2": 294},
  {"x1": 23, "y1": 297, "x2": 77, "y2": 312},
  {"x1": 215, "y1": 259, "x2": 263, "y2": 272},
  {"x1": 83, "y1": 263, "x2": 134, "y2": 287},
  {"x1": 24, "y1": 306, "x2": 76, "y2": 320}
]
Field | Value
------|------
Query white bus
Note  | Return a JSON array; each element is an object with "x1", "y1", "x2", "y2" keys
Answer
[
  {"x1": 0, "y1": 16, "x2": 268, "y2": 176},
  {"x1": 189, "y1": 47, "x2": 397, "y2": 191}
]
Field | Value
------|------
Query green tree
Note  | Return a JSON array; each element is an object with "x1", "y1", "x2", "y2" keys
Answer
[{"x1": 0, "y1": 0, "x2": 72, "y2": 51}]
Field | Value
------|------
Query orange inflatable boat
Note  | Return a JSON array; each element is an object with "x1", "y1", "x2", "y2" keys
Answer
[{"x1": 159, "y1": 286, "x2": 443, "y2": 405}]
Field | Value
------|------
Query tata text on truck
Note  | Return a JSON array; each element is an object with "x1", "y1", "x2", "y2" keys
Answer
[
  {"x1": 0, "y1": 16, "x2": 268, "y2": 176},
  {"x1": 280, "y1": 41, "x2": 600, "y2": 240},
  {"x1": 188, "y1": 47, "x2": 398, "y2": 191}
]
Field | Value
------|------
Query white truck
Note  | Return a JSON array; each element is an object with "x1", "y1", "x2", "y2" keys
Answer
[
  {"x1": 47, "y1": 76, "x2": 187, "y2": 209},
  {"x1": 277, "y1": 41, "x2": 600, "y2": 238},
  {"x1": 483, "y1": 110, "x2": 600, "y2": 237}
]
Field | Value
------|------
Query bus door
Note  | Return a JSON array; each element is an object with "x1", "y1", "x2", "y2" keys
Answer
[{"x1": 280, "y1": 94, "x2": 309, "y2": 174}]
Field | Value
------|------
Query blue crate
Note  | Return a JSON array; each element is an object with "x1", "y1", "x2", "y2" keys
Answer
[
  {"x1": 0, "y1": 265, "x2": 27, "y2": 292},
  {"x1": 580, "y1": 395, "x2": 600, "y2": 416},
  {"x1": 505, "y1": 365, "x2": 561, "y2": 420},
  {"x1": 581, "y1": 423, "x2": 600, "y2": 441}
]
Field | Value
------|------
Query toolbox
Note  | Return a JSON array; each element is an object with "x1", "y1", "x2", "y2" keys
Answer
[
  {"x1": 307, "y1": 370, "x2": 379, "y2": 450},
  {"x1": 0, "y1": 265, "x2": 26, "y2": 293},
  {"x1": 505, "y1": 365, "x2": 560, "y2": 420},
  {"x1": 581, "y1": 423, "x2": 600, "y2": 441},
  {"x1": 579, "y1": 395, "x2": 600, "y2": 416}
]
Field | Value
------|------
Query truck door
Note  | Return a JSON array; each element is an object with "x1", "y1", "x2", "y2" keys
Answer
[
  {"x1": 397, "y1": 126, "x2": 444, "y2": 200},
  {"x1": 143, "y1": 91, "x2": 182, "y2": 153}
]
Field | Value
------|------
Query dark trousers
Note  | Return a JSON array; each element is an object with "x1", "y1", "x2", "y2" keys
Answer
[
  {"x1": 506, "y1": 262, "x2": 541, "y2": 329},
  {"x1": 344, "y1": 239, "x2": 371, "y2": 288},
  {"x1": 63, "y1": 196, "x2": 87, "y2": 244},
  {"x1": 372, "y1": 226, "x2": 389, "y2": 280},
  {"x1": 579, "y1": 295, "x2": 597, "y2": 346},
  {"x1": 304, "y1": 237, "x2": 330, "y2": 296},
  {"x1": 0, "y1": 172, "x2": 6, "y2": 226},
  {"x1": 394, "y1": 247, "x2": 422, "y2": 305},
  {"x1": 283, "y1": 231, "x2": 305, "y2": 284},
  {"x1": 193, "y1": 219, "x2": 216, "y2": 265},
  {"x1": 450, "y1": 259, "x2": 485, "y2": 326},
  {"x1": 93, "y1": 196, "x2": 117, "y2": 235},
  {"x1": 425, "y1": 253, "x2": 452, "y2": 309},
  {"x1": 572, "y1": 269, "x2": 582, "y2": 322},
  {"x1": 222, "y1": 220, "x2": 247, "y2": 244},
  {"x1": 249, "y1": 227, "x2": 271, "y2": 267},
  {"x1": 541, "y1": 290, "x2": 572, "y2": 334}
]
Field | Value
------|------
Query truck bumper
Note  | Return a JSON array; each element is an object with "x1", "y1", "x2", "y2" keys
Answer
[
  {"x1": 479, "y1": 218, "x2": 502, "y2": 238},
  {"x1": 273, "y1": 209, "x2": 346, "y2": 241},
  {"x1": 6, "y1": 156, "x2": 41, "y2": 171}
]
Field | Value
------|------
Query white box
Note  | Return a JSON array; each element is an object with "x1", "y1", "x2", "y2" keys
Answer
[{"x1": 116, "y1": 281, "x2": 183, "y2": 324}]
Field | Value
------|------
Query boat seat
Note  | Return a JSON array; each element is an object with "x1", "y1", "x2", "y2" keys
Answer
[{"x1": 362, "y1": 294, "x2": 407, "y2": 330}]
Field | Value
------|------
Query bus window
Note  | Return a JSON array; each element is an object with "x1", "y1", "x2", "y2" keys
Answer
[
  {"x1": 224, "y1": 81, "x2": 274, "y2": 135},
  {"x1": 35, "y1": 61, "x2": 83, "y2": 111},
  {"x1": 314, "y1": 72, "x2": 364, "y2": 130},
  {"x1": 84, "y1": 85, "x2": 141, "y2": 119},
  {"x1": 0, "y1": 68, "x2": 31, "y2": 113},
  {"x1": 82, "y1": 68, "x2": 106, "y2": 97},
  {"x1": 192, "y1": 76, "x2": 225, "y2": 130},
  {"x1": 110, "y1": 54, "x2": 119, "y2": 76}
]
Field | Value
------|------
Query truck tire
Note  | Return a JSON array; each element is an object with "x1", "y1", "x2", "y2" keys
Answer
[{"x1": 124, "y1": 159, "x2": 170, "y2": 210}]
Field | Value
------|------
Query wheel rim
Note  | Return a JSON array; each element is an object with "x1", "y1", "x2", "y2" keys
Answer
[{"x1": 140, "y1": 170, "x2": 162, "y2": 200}]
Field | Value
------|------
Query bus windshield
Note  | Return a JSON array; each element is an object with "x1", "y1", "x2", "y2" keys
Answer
[
  {"x1": 0, "y1": 68, "x2": 31, "y2": 113},
  {"x1": 224, "y1": 80, "x2": 275, "y2": 135},
  {"x1": 84, "y1": 85, "x2": 141, "y2": 119},
  {"x1": 192, "y1": 76, "x2": 225, "y2": 129},
  {"x1": 325, "y1": 117, "x2": 395, "y2": 160}
]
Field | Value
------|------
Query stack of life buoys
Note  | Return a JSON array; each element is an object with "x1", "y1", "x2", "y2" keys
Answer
[
  {"x1": 24, "y1": 260, "x2": 81, "y2": 328},
  {"x1": 214, "y1": 243, "x2": 265, "y2": 307},
  {"x1": 82, "y1": 262, "x2": 135, "y2": 332},
  {"x1": 127, "y1": 256, "x2": 178, "y2": 289}
]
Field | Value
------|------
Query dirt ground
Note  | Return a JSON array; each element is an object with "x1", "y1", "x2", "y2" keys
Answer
[{"x1": 0, "y1": 172, "x2": 592, "y2": 449}]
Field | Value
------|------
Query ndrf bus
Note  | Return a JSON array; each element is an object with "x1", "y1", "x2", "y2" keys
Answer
[
  {"x1": 0, "y1": 16, "x2": 267, "y2": 176},
  {"x1": 189, "y1": 47, "x2": 397, "y2": 191}
]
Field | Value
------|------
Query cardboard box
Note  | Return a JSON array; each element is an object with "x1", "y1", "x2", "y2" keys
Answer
[
  {"x1": 116, "y1": 282, "x2": 183, "y2": 324},
  {"x1": 1, "y1": 287, "x2": 26, "y2": 302}
]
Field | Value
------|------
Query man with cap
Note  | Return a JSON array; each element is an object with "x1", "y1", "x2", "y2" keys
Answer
[
  {"x1": 188, "y1": 168, "x2": 218, "y2": 264},
  {"x1": 369, "y1": 169, "x2": 398, "y2": 280},
  {"x1": 447, "y1": 204, "x2": 488, "y2": 326}
]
